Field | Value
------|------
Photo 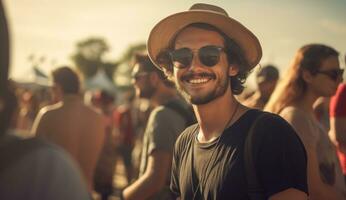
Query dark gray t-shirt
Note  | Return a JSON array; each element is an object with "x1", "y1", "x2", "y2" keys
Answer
[
  {"x1": 138, "y1": 99, "x2": 187, "y2": 199},
  {"x1": 171, "y1": 110, "x2": 308, "y2": 200}
]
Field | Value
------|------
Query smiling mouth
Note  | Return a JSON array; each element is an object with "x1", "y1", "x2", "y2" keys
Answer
[
  {"x1": 187, "y1": 78, "x2": 211, "y2": 84},
  {"x1": 182, "y1": 72, "x2": 216, "y2": 85}
]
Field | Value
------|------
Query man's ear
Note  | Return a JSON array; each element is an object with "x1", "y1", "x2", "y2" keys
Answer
[{"x1": 228, "y1": 64, "x2": 239, "y2": 76}]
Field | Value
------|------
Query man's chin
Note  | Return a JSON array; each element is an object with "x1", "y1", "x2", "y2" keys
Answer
[
  {"x1": 188, "y1": 94, "x2": 216, "y2": 105},
  {"x1": 190, "y1": 99, "x2": 213, "y2": 105}
]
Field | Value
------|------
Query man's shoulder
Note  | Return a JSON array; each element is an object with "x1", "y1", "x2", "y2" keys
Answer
[
  {"x1": 35, "y1": 103, "x2": 63, "y2": 123},
  {"x1": 80, "y1": 104, "x2": 103, "y2": 118},
  {"x1": 66, "y1": 102, "x2": 104, "y2": 120},
  {"x1": 175, "y1": 124, "x2": 198, "y2": 146},
  {"x1": 151, "y1": 105, "x2": 185, "y2": 122},
  {"x1": 39, "y1": 102, "x2": 63, "y2": 115},
  {"x1": 154, "y1": 104, "x2": 179, "y2": 114}
]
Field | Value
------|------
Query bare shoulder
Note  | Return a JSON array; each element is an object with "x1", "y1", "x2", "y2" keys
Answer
[
  {"x1": 279, "y1": 107, "x2": 311, "y2": 130},
  {"x1": 279, "y1": 106, "x2": 318, "y2": 147},
  {"x1": 38, "y1": 102, "x2": 63, "y2": 118},
  {"x1": 31, "y1": 103, "x2": 63, "y2": 135},
  {"x1": 279, "y1": 106, "x2": 305, "y2": 121},
  {"x1": 81, "y1": 104, "x2": 105, "y2": 124}
]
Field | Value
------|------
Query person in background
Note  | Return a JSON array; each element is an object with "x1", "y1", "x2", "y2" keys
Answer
[
  {"x1": 121, "y1": 53, "x2": 191, "y2": 200},
  {"x1": 92, "y1": 90, "x2": 118, "y2": 200},
  {"x1": 0, "y1": 2, "x2": 91, "y2": 199},
  {"x1": 329, "y1": 54, "x2": 346, "y2": 182},
  {"x1": 148, "y1": 3, "x2": 308, "y2": 200},
  {"x1": 16, "y1": 90, "x2": 40, "y2": 133},
  {"x1": 113, "y1": 90, "x2": 136, "y2": 185},
  {"x1": 242, "y1": 64, "x2": 279, "y2": 109},
  {"x1": 265, "y1": 44, "x2": 346, "y2": 200},
  {"x1": 32, "y1": 66, "x2": 105, "y2": 192}
]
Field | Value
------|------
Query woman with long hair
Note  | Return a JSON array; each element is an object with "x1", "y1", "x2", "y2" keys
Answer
[{"x1": 265, "y1": 44, "x2": 345, "y2": 199}]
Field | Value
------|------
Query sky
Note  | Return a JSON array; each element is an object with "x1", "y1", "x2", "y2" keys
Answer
[{"x1": 3, "y1": 0, "x2": 346, "y2": 85}]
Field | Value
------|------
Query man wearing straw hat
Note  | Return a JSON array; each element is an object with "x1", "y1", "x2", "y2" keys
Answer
[{"x1": 147, "y1": 3, "x2": 308, "y2": 200}]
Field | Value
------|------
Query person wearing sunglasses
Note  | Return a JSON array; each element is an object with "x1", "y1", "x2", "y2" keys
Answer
[
  {"x1": 147, "y1": 3, "x2": 308, "y2": 200},
  {"x1": 121, "y1": 53, "x2": 194, "y2": 200},
  {"x1": 266, "y1": 44, "x2": 346, "y2": 200}
]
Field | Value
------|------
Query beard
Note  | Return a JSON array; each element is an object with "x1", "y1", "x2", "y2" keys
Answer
[
  {"x1": 138, "y1": 83, "x2": 156, "y2": 99},
  {"x1": 175, "y1": 72, "x2": 230, "y2": 105}
]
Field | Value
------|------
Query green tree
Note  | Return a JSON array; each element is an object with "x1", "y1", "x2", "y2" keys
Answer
[
  {"x1": 114, "y1": 43, "x2": 147, "y2": 89},
  {"x1": 71, "y1": 37, "x2": 118, "y2": 80},
  {"x1": 118, "y1": 43, "x2": 147, "y2": 64}
]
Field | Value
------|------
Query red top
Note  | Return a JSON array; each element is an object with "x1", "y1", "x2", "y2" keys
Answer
[
  {"x1": 329, "y1": 83, "x2": 346, "y2": 174},
  {"x1": 330, "y1": 83, "x2": 346, "y2": 117},
  {"x1": 113, "y1": 106, "x2": 135, "y2": 146}
]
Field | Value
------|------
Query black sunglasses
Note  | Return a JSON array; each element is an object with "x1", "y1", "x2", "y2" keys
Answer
[
  {"x1": 169, "y1": 45, "x2": 225, "y2": 69},
  {"x1": 316, "y1": 68, "x2": 344, "y2": 81}
]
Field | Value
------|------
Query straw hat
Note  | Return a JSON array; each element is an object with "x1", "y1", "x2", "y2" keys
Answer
[{"x1": 147, "y1": 3, "x2": 262, "y2": 70}]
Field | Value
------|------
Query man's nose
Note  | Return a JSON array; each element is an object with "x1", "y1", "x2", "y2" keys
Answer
[{"x1": 188, "y1": 54, "x2": 204, "y2": 71}]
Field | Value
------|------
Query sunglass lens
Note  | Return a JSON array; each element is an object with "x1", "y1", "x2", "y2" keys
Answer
[
  {"x1": 330, "y1": 69, "x2": 343, "y2": 80},
  {"x1": 171, "y1": 48, "x2": 193, "y2": 68},
  {"x1": 329, "y1": 69, "x2": 344, "y2": 80},
  {"x1": 199, "y1": 46, "x2": 221, "y2": 67}
]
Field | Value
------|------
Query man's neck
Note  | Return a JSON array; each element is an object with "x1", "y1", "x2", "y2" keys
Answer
[
  {"x1": 193, "y1": 89, "x2": 241, "y2": 142},
  {"x1": 62, "y1": 94, "x2": 81, "y2": 104}
]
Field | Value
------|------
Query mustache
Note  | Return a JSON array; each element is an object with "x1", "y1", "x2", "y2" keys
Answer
[{"x1": 181, "y1": 72, "x2": 216, "y2": 81}]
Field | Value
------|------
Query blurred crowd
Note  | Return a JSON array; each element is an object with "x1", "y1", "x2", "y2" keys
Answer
[{"x1": 1, "y1": 2, "x2": 346, "y2": 200}]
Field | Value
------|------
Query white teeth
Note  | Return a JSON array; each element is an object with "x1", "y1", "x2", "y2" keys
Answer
[{"x1": 188, "y1": 78, "x2": 209, "y2": 84}]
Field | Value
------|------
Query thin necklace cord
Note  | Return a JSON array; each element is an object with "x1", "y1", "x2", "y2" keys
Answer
[{"x1": 192, "y1": 102, "x2": 239, "y2": 200}]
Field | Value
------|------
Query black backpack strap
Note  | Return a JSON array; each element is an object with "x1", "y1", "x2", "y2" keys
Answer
[
  {"x1": 164, "y1": 100, "x2": 196, "y2": 126},
  {"x1": 0, "y1": 136, "x2": 47, "y2": 173},
  {"x1": 244, "y1": 112, "x2": 271, "y2": 200}
]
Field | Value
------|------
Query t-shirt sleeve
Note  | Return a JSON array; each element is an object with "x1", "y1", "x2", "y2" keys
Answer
[
  {"x1": 148, "y1": 107, "x2": 186, "y2": 155},
  {"x1": 255, "y1": 114, "x2": 308, "y2": 198},
  {"x1": 170, "y1": 138, "x2": 181, "y2": 198},
  {"x1": 330, "y1": 84, "x2": 346, "y2": 117},
  {"x1": 170, "y1": 125, "x2": 196, "y2": 198}
]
